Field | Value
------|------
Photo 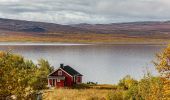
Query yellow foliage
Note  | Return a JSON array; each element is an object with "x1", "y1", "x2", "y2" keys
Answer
[{"x1": 155, "y1": 45, "x2": 170, "y2": 100}]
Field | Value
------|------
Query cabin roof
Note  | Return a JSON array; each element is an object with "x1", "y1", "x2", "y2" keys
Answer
[{"x1": 60, "y1": 65, "x2": 83, "y2": 76}]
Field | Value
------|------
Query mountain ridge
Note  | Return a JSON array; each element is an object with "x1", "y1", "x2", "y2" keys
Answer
[
  {"x1": 0, "y1": 18, "x2": 170, "y2": 43},
  {"x1": 0, "y1": 18, "x2": 170, "y2": 36}
]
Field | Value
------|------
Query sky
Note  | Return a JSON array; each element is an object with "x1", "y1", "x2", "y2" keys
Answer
[{"x1": 0, "y1": 0, "x2": 170, "y2": 24}]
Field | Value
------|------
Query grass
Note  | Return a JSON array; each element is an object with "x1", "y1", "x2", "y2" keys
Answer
[
  {"x1": 0, "y1": 32, "x2": 169, "y2": 44},
  {"x1": 43, "y1": 89, "x2": 112, "y2": 100},
  {"x1": 42, "y1": 84, "x2": 118, "y2": 100},
  {"x1": 72, "y1": 84, "x2": 117, "y2": 90}
]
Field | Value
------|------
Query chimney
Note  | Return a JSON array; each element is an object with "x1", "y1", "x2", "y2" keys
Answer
[{"x1": 60, "y1": 63, "x2": 64, "y2": 68}]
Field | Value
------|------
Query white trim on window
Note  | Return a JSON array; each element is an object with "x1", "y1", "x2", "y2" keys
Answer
[
  {"x1": 58, "y1": 70, "x2": 62, "y2": 76},
  {"x1": 59, "y1": 68, "x2": 73, "y2": 77}
]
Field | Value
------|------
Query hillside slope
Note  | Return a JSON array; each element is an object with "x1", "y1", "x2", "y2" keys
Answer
[{"x1": 0, "y1": 18, "x2": 170, "y2": 43}]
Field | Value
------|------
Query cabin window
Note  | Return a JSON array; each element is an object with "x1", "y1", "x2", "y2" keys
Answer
[
  {"x1": 58, "y1": 71, "x2": 62, "y2": 76},
  {"x1": 76, "y1": 76, "x2": 81, "y2": 83}
]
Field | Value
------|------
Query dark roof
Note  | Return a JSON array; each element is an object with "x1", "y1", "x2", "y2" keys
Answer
[{"x1": 60, "y1": 65, "x2": 83, "y2": 76}]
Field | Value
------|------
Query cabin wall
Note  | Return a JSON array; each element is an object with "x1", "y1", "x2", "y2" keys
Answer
[
  {"x1": 50, "y1": 69, "x2": 73, "y2": 87},
  {"x1": 56, "y1": 80, "x2": 64, "y2": 87}
]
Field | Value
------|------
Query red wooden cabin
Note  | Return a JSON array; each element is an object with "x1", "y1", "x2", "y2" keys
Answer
[{"x1": 47, "y1": 64, "x2": 83, "y2": 87}]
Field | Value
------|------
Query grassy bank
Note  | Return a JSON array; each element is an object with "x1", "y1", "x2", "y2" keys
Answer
[{"x1": 0, "y1": 33, "x2": 169, "y2": 44}]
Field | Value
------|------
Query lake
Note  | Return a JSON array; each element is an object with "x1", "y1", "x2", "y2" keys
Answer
[{"x1": 0, "y1": 43, "x2": 166, "y2": 84}]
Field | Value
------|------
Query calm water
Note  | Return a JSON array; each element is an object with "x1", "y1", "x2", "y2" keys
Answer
[{"x1": 0, "y1": 44, "x2": 166, "y2": 84}]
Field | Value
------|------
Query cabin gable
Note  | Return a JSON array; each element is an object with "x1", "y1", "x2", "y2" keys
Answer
[{"x1": 48, "y1": 69, "x2": 73, "y2": 87}]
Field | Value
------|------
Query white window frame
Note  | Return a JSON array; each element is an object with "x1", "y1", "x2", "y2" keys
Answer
[{"x1": 58, "y1": 70, "x2": 62, "y2": 76}]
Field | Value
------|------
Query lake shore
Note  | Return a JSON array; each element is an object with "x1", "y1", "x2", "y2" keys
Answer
[
  {"x1": 0, "y1": 41, "x2": 168, "y2": 46},
  {"x1": 0, "y1": 33, "x2": 169, "y2": 45}
]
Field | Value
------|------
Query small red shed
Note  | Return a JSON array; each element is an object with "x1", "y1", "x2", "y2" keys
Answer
[{"x1": 47, "y1": 64, "x2": 83, "y2": 87}]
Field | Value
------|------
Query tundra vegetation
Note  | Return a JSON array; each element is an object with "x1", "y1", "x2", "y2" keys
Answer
[
  {"x1": 0, "y1": 33, "x2": 169, "y2": 44},
  {"x1": 0, "y1": 45, "x2": 170, "y2": 100}
]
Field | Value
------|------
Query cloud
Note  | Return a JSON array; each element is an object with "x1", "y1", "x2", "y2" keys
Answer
[
  {"x1": 0, "y1": 0, "x2": 19, "y2": 2},
  {"x1": 0, "y1": 0, "x2": 170, "y2": 24}
]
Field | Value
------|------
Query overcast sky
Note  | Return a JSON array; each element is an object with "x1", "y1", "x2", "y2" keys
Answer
[{"x1": 0, "y1": 0, "x2": 170, "y2": 24}]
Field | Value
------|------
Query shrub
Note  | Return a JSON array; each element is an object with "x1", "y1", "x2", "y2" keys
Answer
[
  {"x1": 0, "y1": 51, "x2": 37, "y2": 98},
  {"x1": 138, "y1": 74, "x2": 164, "y2": 100},
  {"x1": 0, "y1": 51, "x2": 53, "y2": 99},
  {"x1": 118, "y1": 75, "x2": 138, "y2": 90},
  {"x1": 106, "y1": 90, "x2": 124, "y2": 100}
]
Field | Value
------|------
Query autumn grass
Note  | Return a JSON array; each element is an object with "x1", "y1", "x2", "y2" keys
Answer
[
  {"x1": 43, "y1": 89, "x2": 112, "y2": 100},
  {"x1": 72, "y1": 84, "x2": 117, "y2": 90},
  {"x1": 0, "y1": 32, "x2": 169, "y2": 44},
  {"x1": 42, "y1": 84, "x2": 118, "y2": 100}
]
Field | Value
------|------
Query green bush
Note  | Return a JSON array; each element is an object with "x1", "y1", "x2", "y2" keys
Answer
[
  {"x1": 118, "y1": 75, "x2": 138, "y2": 90},
  {"x1": 124, "y1": 85, "x2": 143, "y2": 100}
]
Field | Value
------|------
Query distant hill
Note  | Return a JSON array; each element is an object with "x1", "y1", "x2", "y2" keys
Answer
[
  {"x1": 72, "y1": 21, "x2": 170, "y2": 36},
  {"x1": 0, "y1": 18, "x2": 86, "y2": 34},
  {"x1": 1, "y1": 18, "x2": 170, "y2": 36},
  {"x1": 0, "y1": 18, "x2": 170, "y2": 43}
]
